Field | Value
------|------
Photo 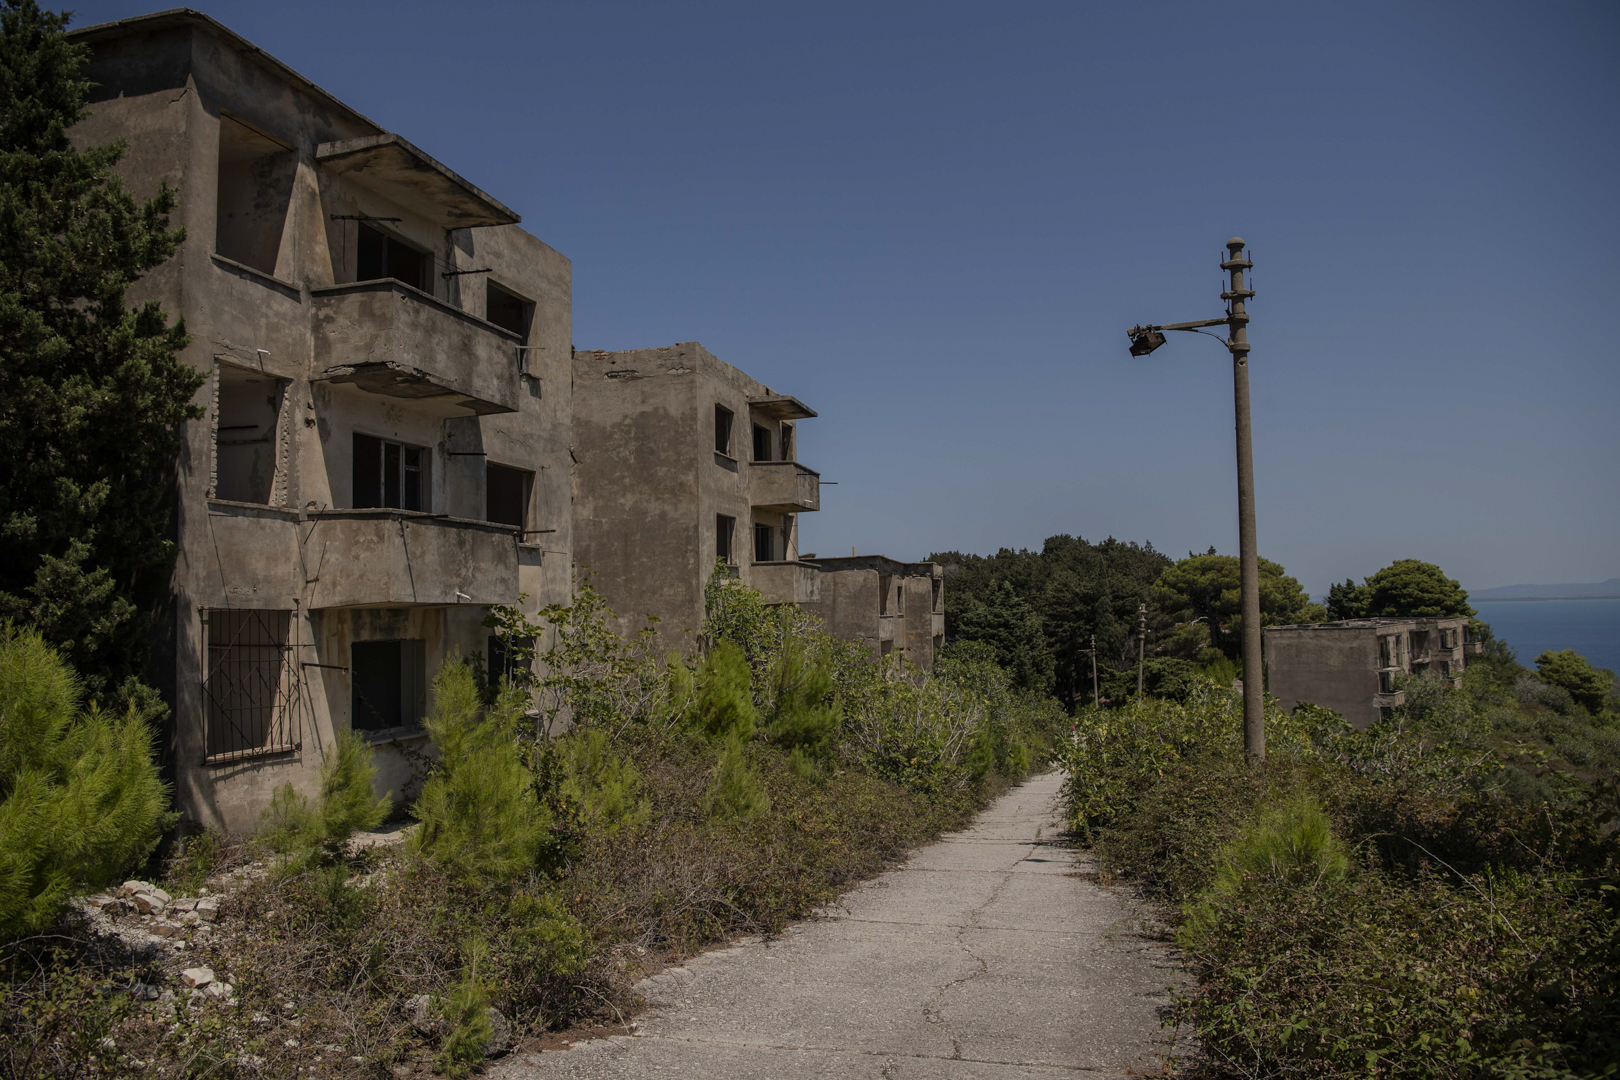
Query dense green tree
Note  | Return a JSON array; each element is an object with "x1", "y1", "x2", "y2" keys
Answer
[
  {"x1": 952, "y1": 580, "x2": 1053, "y2": 693},
  {"x1": 1153, "y1": 553, "x2": 1324, "y2": 661},
  {"x1": 0, "y1": 0, "x2": 199, "y2": 703},
  {"x1": 1325, "y1": 578, "x2": 1368, "y2": 620},
  {"x1": 1535, "y1": 649, "x2": 1613, "y2": 717},
  {"x1": 931, "y1": 534, "x2": 1171, "y2": 707},
  {"x1": 1326, "y1": 560, "x2": 1473, "y2": 620}
]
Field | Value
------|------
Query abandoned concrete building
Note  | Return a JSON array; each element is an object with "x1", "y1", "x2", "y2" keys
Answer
[
  {"x1": 70, "y1": 11, "x2": 574, "y2": 832},
  {"x1": 1264, "y1": 616, "x2": 1474, "y2": 728},
  {"x1": 803, "y1": 556, "x2": 945, "y2": 670},
  {"x1": 571, "y1": 343, "x2": 822, "y2": 646}
]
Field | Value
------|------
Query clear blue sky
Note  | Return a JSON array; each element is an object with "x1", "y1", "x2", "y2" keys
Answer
[{"x1": 74, "y1": 1, "x2": 1620, "y2": 594}]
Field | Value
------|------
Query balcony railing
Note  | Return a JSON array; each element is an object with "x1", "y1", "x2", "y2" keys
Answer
[
  {"x1": 750, "y1": 461, "x2": 820, "y2": 513},
  {"x1": 311, "y1": 280, "x2": 523, "y2": 416},
  {"x1": 302, "y1": 509, "x2": 518, "y2": 608},
  {"x1": 749, "y1": 561, "x2": 822, "y2": 605}
]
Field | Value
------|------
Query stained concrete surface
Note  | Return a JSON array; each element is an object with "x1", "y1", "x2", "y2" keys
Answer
[{"x1": 494, "y1": 771, "x2": 1188, "y2": 1079}]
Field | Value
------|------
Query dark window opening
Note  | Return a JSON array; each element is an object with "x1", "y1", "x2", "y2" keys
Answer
[
  {"x1": 896, "y1": 580, "x2": 904, "y2": 614},
  {"x1": 353, "y1": 433, "x2": 426, "y2": 511},
  {"x1": 486, "y1": 463, "x2": 532, "y2": 527},
  {"x1": 215, "y1": 115, "x2": 295, "y2": 275},
  {"x1": 879, "y1": 575, "x2": 892, "y2": 616},
  {"x1": 753, "y1": 424, "x2": 772, "y2": 462},
  {"x1": 487, "y1": 635, "x2": 535, "y2": 688},
  {"x1": 717, "y1": 514, "x2": 736, "y2": 564},
  {"x1": 780, "y1": 424, "x2": 793, "y2": 461},
  {"x1": 356, "y1": 222, "x2": 429, "y2": 292},
  {"x1": 351, "y1": 638, "x2": 426, "y2": 731},
  {"x1": 215, "y1": 367, "x2": 284, "y2": 504},
  {"x1": 714, "y1": 406, "x2": 734, "y2": 456},
  {"x1": 203, "y1": 609, "x2": 300, "y2": 761},
  {"x1": 932, "y1": 578, "x2": 942, "y2": 613},
  {"x1": 485, "y1": 282, "x2": 533, "y2": 338},
  {"x1": 754, "y1": 522, "x2": 774, "y2": 563}
]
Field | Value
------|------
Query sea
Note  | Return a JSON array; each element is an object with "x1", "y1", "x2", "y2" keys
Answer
[{"x1": 1472, "y1": 599, "x2": 1620, "y2": 675}]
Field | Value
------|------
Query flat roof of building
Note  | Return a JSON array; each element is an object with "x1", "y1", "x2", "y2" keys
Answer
[{"x1": 70, "y1": 9, "x2": 519, "y2": 227}]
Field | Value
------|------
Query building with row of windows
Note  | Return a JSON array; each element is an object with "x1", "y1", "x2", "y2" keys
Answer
[
  {"x1": 1263, "y1": 616, "x2": 1477, "y2": 729},
  {"x1": 70, "y1": 10, "x2": 941, "y2": 831}
]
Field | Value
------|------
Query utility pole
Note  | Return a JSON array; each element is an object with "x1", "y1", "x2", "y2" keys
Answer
[
  {"x1": 1223, "y1": 239, "x2": 1264, "y2": 764},
  {"x1": 1090, "y1": 633, "x2": 1099, "y2": 707},
  {"x1": 1125, "y1": 238, "x2": 1265, "y2": 763},
  {"x1": 1136, "y1": 603, "x2": 1147, "y2": 697}
]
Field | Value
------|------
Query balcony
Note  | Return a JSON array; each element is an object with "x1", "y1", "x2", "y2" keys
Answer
[
  {"x1": 750, "y1": 561, "x2": 822, "y2": 606},
  {"x1": 750, "y1": 461, "x2": 820, "y2": 513},
  {"x1": 302, "y1": 510, "x2": 518, "y2": 608},
  {"x1": 311, "y1": 280, "x2": 522, "y2": 416}
]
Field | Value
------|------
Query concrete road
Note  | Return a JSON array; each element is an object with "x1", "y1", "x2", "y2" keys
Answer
[{"x1": 495, "y1": 771, "x2": 1186, "y2": 1079}]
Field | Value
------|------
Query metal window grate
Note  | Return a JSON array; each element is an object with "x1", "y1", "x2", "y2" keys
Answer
[{"x1": 203, "y1": 609, "x2": 302, "y2": 764}]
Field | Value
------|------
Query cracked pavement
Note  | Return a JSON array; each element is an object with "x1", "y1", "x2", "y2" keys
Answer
[{"x1": 493, "y1": 771, "x2": 1187, "y2": 1078}]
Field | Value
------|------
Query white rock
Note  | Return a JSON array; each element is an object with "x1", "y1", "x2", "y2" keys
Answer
[
  {"x1": 131, "y1": 892, "x2": 167, "y2": 915},
  {"x1": 148, "y1": 920, "x2": 182, "y2": 938},
  {"x1": 170, "y1": 897, "x2": 197, "y2": 913},
  {"x1": 485, "y1": 1007, "x2": 512, "y2": 1057},
  {"x1": 180, "y1": 966, "x2": 215, "y2": 989},
  {"x1": 119, "y1": 880, "x2": 154, "y2": 897},
  {"x1": 178, "y1": 911, "x2": 201, "y2": 926},
  {"x1": 194, "y1": 896, "x2": 221, "y2": 921},
  {"x1": 204, "y1": 981, "x2": 234, "y2": 1000}
]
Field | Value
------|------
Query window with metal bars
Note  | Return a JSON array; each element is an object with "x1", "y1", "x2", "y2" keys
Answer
[{"x1": 202, "y1": 609, "x2": 302, "y2": 763}]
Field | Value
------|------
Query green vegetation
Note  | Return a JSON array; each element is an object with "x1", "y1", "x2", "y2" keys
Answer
[
  {"x1": 0, "y1": 571, "x2": 1062, "y2": 1076},
  {"x1": 1326, "y1": 558, "x2": 1475, "y2": 620},
  {"x1": 0, "y1": 0, "x2": 200, "y2": 709},
  {"x1": 258, "y1": 729, "x2": 391, "y2": 872},
  {"x1": 1056, "y1": 628, "x2": 1620, "y2": 1077},
  {"x1": 933, "y1": 536, "x2": 1323, "y2": 707},
  {"x1": 0, "y1": 623, "x2": 170, "y2": 940}
]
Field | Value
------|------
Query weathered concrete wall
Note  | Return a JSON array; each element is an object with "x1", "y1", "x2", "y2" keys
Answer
[
  {"x1": 805, "y1": 557, "x2": 943, "y2": 670},
  {"x1": 70, "y1": 12, "x2": 573, "y2": 833},
  {"x1": 571, "y1": 342, "x2": 821, "y2": 653},
  {"x1": 1266, "y1": 625, "x2": 1382, "y2": 728}
]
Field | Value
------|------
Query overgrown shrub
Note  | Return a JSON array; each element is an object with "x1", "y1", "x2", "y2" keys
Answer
[
  {"x1": 1057, "y1": 653, "x2": 1620, "y2": 1079},
  {"x1": 704, "y1": 736, "x2": 770, "y2": 821},
  {"x1": 258, "y1": 727, "x2": 389, "y2": 871},
  {"x1": 554, "y1": 727, "x2": 649, "y2": 833},
  {"x1": 0, "y1": 622, "x2": 169, "y2": 940},
  {"x1": 410, "y1": 663, "x2": 551, "y2": 885},
  {"x1": 687, "y1": 640, "x2": 756, "y2": 742}
]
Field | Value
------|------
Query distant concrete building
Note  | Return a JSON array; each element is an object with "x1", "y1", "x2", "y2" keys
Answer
[
  {"x1": 571, "y1": 343, "x2": 821, "y2": 646},
  {"x1": 71, "y1": 11, "x2": 574, "y2": 831},
  {"x1": 803, "y1": 557, "x2": 945, "y2": 670},
  {"x1": 1265, "y1": 616, "x2": 1471, "y2": 728}
]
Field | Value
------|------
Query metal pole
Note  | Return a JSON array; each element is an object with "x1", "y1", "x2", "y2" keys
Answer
[
  {"x1": 1090, "y1": 634, "x2": 1099, "y2": 706},
  {"x1": 1223, "y1": 237, "x2": 1265, "y2": 764},
  {"x1": 1136, "y1": 602, "x2": 1147, "y2": 696}
]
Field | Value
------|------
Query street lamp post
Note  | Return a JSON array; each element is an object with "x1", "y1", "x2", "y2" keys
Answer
[{"x1": 1126, "y1": 238, "x2": 1265, "y2": 764}]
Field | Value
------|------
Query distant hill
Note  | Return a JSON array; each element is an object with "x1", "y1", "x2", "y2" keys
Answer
[{"x1": 1472, "y1": 579, "x2": 1620, "y2": 601}]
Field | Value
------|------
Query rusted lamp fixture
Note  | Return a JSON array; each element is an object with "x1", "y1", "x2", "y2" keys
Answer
[{"x1": 1127, "y1": 327, "x2": 1166, "y2": 357}]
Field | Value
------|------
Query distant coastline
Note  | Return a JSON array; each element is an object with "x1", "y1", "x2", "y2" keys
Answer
[
  {"x1": 1475, "y1": 595, "x2": 1620, "y2": 604},
  {"x1": 1471, "y1": 578, "x2": 1620, "y2": 602}
]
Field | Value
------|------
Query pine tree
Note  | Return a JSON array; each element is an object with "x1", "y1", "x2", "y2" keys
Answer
[
  {"x1": 0, "y1": 0, "x2": 200, "y2": 704},
  {"x1": 0, "y1": 622, "x2": 171, "y2": 940}
]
